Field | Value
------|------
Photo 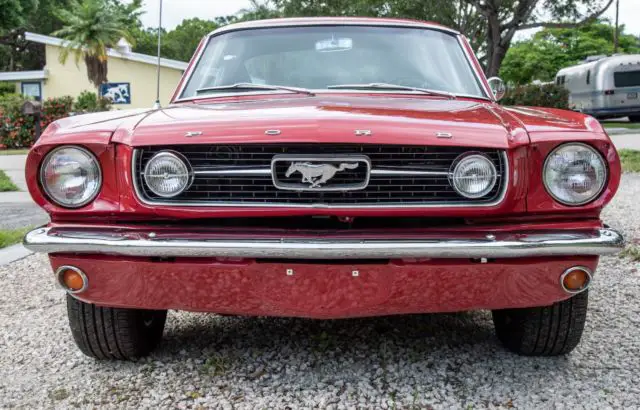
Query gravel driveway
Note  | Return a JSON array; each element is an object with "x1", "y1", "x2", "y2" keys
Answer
[{"x1": 1, "y1": 175, "x2": 639, "y2": 409}]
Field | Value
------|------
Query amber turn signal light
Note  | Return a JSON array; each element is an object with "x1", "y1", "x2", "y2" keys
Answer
[
  {"x1": 560, "y1": 266, "x2": 592, "y2": 294},
  {"x1": 56, "y1": 266, "x2": 88, "y2": 294}
]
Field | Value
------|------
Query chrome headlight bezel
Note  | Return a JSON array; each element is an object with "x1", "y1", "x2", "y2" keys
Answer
[
  {"x1": 543, "y1": 143, "x2": 608, "y2": 206},
  {"x1": 450, "y1": 153, "x2": 498, "y2": 199},
  {"x1": 143, "y1": 150, "x2": 193, "y2": 198},
  {"x1": 39, "y1": 145, "x2": 102, "y2": 208}
]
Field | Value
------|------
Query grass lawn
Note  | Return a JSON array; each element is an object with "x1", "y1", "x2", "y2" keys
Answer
[
  {"x1": 620, "y1": 245, "x2": 640, "y2": 262},
  {"x1": 0, "y1": 149, "x2": 29, "y2": 155},
  {"x1": 618, "y1": 149, "x2": 640, "y2": 172},
  {"x1": 0, "y1": 227, "x2": 31, "y2": 249},
  {"x1": 602, "y1": 122, "x2": 640, "y2": 129},
  {"x1": 0, "y1": 170, "x2": 19, "y2": 192}
]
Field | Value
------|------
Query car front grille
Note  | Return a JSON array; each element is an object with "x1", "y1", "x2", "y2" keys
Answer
[{"x1": 133, "y1": 144, "x2": 507, "y2": 207}]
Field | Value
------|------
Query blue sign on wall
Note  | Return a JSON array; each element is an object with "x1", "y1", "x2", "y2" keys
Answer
[{"x1": 99, "y1": 82, "x2": 131, "y2": 104}]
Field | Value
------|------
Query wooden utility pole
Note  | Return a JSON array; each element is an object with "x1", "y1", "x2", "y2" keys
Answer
[{"x1": 613, "y1": 0, "x2": 620, "y2": 53}]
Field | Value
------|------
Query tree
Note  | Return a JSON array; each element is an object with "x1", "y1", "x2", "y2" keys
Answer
[
  {"x1": 0, "y1": 0, "x2": 38, "y2": 70},
  {"x1": 500, "y1": 21, "x2": 640, "y2": 85},
  {"x1": 465, "y1": 0, "x2": 615, "y2": 77},
  {"x1": 0, "y1": 0, "x2": 37, "y2": 36},
  {"x1": 132, "y1": 16, "x2": 229, "y2": 62},
  {"x1": 52, "y1": 0, "x2": 140, "y2": 87},
  {"x1": 131, "y1": 20, "x2": 219, "y2": 63},
  {"x1": 130, "y1": 26, "x2": 162, "y2": 57},
  {"x1": 164, "y1": 18, "x2": 219, "y2": 62},
  {"x1": 237, "y1": 0, "x2": 283, "y2": 20},
  {"x1": 243, "y1": 0, "x2": 616, "y2": 76}
]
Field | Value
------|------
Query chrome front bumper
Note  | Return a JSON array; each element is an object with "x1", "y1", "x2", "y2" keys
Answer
[{"x1": 23, "y1": 227, "x2": 624, "y2": 260}]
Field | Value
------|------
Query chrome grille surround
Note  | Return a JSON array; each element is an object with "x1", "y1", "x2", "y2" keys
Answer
[{"x1": 132, "y1": 144, "x2": 508, "y2": 208}]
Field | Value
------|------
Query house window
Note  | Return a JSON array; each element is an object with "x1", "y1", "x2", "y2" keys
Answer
[{"x1": 21, "y1": 82, "x2": 42, "y2": 101}]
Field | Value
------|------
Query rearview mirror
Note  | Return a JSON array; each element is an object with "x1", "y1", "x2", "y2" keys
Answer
[
  {"x1": 316, "y1": 37, "x2": 353, "y2": 52},
  {"x1": 487, "y1": 77, "x2": 506, "y2": 101}
]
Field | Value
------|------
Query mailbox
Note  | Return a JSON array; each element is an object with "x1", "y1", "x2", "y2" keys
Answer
[
  {"x1": 21, "y1": 100, "x2": 42, "y2": 115},
  {"x1": 21, "y1": 100, "x2": 43, "y2": 141}
]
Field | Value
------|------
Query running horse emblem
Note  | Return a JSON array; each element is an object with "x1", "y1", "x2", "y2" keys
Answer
[{"x1": 285, "y1": 162, "x2": 360, "y2": 188}]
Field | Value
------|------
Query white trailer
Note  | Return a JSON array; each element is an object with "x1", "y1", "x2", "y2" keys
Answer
[{"x1": 555, "y1": 54, "x2": 640, "y2": 121}]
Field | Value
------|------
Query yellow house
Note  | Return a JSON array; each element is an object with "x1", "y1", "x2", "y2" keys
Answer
[{"x1": 0, "y1": 32, "x2": 188, "y2": 109}]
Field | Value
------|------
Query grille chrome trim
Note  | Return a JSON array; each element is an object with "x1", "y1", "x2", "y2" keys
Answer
[
  {"x1": 371, "y1": 169, "x2": 451, "y2": 176},
  {"x1": 193, "y1": 168, "x2": 456, "y2": 177},
  {"x1": 131, "y1": 149, "x2": 509, "y2": 208},
  {"x1": 192, "y1": 168, "x2": 482, "y2": 177},
  {"x1": 194, "y1": 168, "x2": 272, "y2": 176}
]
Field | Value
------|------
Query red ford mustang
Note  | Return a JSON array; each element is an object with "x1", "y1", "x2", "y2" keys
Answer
[{"x1": 24, "y1": 18, "x2": 624, "y2": 360}]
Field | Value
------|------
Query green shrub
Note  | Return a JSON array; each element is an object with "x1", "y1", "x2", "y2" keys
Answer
[
  {"x1": 0, "y1": 95, "x2": 73, "y2": 148},
  {"x1": 0, "y1": 82, "x2": 16, "y2": 97},
  {"x1": 501, "y1": 83, "x2": 570, "y2": 109},
  {"x1": 43, "y1": 96, "x2": 74, "y2": 119},
  {"x1": 0, "y1": 94, "x2": 31, "y2": 148},
  {"x1": 74, "y1": 90, "x2": 111, "y2": 113}
]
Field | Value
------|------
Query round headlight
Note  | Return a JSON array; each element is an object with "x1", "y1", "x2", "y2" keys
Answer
[
  {"x1": 450, "y1": 154, "x2": 497, "y2": 199},
  {"x1": 543, "y1": 143, "x2": 607, "y2": 206},
  {"x1": 143, "y1": 151, "x2": 192, "y2": 198},
  {"x1": 40, "y1": 146, "x2": 102, "y2": 208}
]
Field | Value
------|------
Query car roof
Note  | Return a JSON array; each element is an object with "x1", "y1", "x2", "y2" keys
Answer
[{"x1": 208, "y1": 17, "x2": 460, "y2": 37}]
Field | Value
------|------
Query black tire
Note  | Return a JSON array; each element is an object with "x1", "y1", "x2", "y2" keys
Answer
[
  {"x1": 492, "y1": 291, "x2": 588, "y2": 356},
  {"x1": 66, "y1": 295, "x2": 167, "y2": 360},
  {"x1": 628, "y1": 115, "x2": 640, "y2": 123}
]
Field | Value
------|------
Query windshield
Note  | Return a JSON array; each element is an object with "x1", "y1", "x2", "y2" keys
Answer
[{"x1": 179, "y1": 25, "x2": 486, "y2": 100}]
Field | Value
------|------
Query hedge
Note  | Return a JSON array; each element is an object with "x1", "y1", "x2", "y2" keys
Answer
[
  {"x1": 501, "y1": 83, "x2": 570, "y2": 109},
  {"x1": 0, "y1": 95, "x2": 74, "y2": 149},
  {"x1": 0, "y1": 82, "x2": 16, "y2": 97},
  {"x1": 0, "y1": 90, "x2": 118, "y2": 149}
]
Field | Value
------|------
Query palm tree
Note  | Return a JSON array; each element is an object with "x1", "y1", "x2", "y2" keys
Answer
[{"x1": 52, "y1": 0, "x2": 139, "y2": 88}]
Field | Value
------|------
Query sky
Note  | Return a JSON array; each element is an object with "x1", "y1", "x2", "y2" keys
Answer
[{"x1": 134, "y1": 0, "x2": 640, "y2": 36}]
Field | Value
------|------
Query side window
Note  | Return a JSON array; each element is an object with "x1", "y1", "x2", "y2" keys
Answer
[{"x1": 586, "y1": 70, "x2": 591, "y2": 85}]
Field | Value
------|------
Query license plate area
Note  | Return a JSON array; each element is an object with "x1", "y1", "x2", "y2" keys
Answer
[{"x1": 257, "y1": 264, "x2": 392, "y2": 316}]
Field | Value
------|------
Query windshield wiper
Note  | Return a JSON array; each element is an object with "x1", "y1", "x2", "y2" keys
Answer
[
  {"x1": 196, "y1": 83, "x2": 315, "y2": 96},
  {"x1": 326, "y1": 83, "x2": 456, "y2": 99}
]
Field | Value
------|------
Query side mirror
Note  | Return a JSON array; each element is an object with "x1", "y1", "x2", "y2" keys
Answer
[{"x1": 487, "y1": 77, "x2": 506, "y2": 101}]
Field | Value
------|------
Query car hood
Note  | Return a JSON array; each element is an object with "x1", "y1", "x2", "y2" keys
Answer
[
  {"x1": 53, "y1": 96, "x2": 597, "y2": 148},
  {"x1": 110, "y1": 96, "x2": 532, "y2": 149}
]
